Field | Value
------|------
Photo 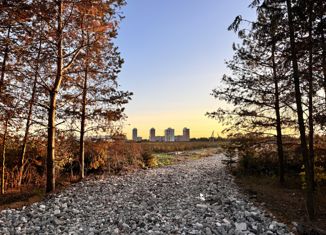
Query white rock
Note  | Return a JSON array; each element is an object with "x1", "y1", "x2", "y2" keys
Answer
[
  {"x1": 72, "y1": 209, "x2": 79, "y2": 214},
  {"x1": 54, "y1": 209, "x2": 61, "y2": 215},
  {"x1": 196, "y1": 204, "x2": 208, "y2": 209},
  {"x1": 195, "y1": 222, "x2": 203, "y2": 228},
  {"x1": 235, "y1": 222, "x2": 247, "y2": 231},
  {"x1": 122, "y1": 223, "x2": 130, "y2": 229},
  {"x1": 222, "y1": 218, "x2": 231, "y2": 224}
]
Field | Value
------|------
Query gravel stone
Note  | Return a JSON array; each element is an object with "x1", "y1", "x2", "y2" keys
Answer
[
  {"x1": 0, "y1": 155, "x2": 293, "y2": 234},
  {"x1": 235, "y1": 222, "x2": 247, "y2": 231},
  {"x1": 54, "y1": 209, "x2": 61, "y2": 215}
]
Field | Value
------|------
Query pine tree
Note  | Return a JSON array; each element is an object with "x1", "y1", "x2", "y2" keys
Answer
[{"x1": 62, "y1": 1, "x2": 130, "y2": 179}]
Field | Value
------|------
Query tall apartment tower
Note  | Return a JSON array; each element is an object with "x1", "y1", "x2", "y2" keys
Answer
[
  {"x1": 149, "y1": 128, "x2": 156, "y2": 142},
  {"x1": 183, "y1": 127, "x2": 190, "y2": 141},
  {"x1": 164, "y1": 128, "x2": 175, "y2": 142},
  {"x1": 132, "y1": 128, "x2": 138, "y2": 141}
]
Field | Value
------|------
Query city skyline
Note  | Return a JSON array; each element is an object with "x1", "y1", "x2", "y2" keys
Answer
[
  {"x1": 132, "y1": 127, "x2": 190, "y2": 142},
  {"x1": 116, "y1": 0, "x2": 256, "y2": 139}
]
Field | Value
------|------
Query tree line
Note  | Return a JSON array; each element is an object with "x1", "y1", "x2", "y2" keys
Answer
[
  {"x1": 0, "y1": 0, "x2": 131, "y2": 194},
  {"x1": 208, "y1": 0, "x2": 325, "y2": 220}
]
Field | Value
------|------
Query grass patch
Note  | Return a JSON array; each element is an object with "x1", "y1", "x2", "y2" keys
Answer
[
  {"x1": 150, "y1": 147, "x2": 220, "y2": 168},
  {"x1": 154, "y1": 153, "x2": 175, "y2": 167},
  {"x1": 140, "y1": 141, "x2": 221, "y2": 153}
]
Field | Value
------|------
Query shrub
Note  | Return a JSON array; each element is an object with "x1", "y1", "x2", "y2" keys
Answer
[
  {"x1": 223, "y1": 137, "x2": 301, "y2": 177},
  {"x1": 142, "y1": 151, "x2": 158, "y2": 168}
]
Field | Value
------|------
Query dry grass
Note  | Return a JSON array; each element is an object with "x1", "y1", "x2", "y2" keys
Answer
[
  {"x1": 140, "y1": 141, "x2": 220, "y2": 153},
  {"x1": 234, "y1": 174, "x2": 326, "y2": 232}
]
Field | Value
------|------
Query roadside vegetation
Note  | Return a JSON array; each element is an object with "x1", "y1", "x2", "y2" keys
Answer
[
  {"x1": 140, "y1": 141, "x2": 220, "y2": 153},
  {"x1": 0, "y1": 140, "x2": 220, "y2": 210},
  {"x1": 219, "y1": 135, "x2": 326, "y2": 231},
  {"x1": 207, "y1": 0, "x2": 326, "y2": 228},
  {"x1": 0, "y1": 0, "x2": 132, "y2": 196}
]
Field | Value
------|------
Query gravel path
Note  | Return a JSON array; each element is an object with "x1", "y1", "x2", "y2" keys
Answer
[{"x1": 0, "y1": 155, "x2": 292, "y2": 235}]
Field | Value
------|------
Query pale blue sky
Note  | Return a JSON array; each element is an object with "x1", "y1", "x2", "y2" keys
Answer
[{"x1": 116, "y1": 1, "x2": 256, "y2": 138}]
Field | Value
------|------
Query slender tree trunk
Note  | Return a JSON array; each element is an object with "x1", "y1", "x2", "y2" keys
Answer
[
  {"x1": 286, "y1": 0, "x2": 315, "y2": 220},
  {"x1": 18, "y1": 37, "x2": 42, "y2": 189},
  {"x1": 0, "y1": 29, "x2": 11, "y2": 193},
  {"x1": 0, "y1": 26, "x2": 11, "y2": 93},
  {"x1": 79, "y1": 64, "x2": 88, "y2": 180},
  {"x1": 1, "y1": 119, "x2": 8, "y2": 195},
  {"x1": 307, "y1": 1, "x2": 315, "y2": 189},
  {"x1": 320, "y1": 7, "x2": 326, "y2": 104},
  {"x1": 46, "y1": 0, "x2": 63, "y2": 193},
  {"x1": 79, "y1": 30, "x2": 91, "y2": 180},
  {"x1": 46, "y1": 92, "x2": 57, "y2": 193},
  {"x1": 271, "y1": 38, "x2": 285, "y2": 184}
]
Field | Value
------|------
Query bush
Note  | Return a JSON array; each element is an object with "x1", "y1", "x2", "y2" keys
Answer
[
  {"x1": 142, "y1": 151, "x2": 158, "y2": 168},
  {"x1": 83, "y1": 140, "x2": 144, "y2": 174},
  {"x1": 223, "y1": 137, "x2": 303, "y2": 177}
]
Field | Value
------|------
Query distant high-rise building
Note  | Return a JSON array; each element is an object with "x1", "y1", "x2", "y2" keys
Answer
[
  {"x1": 183, "y1": 127, "x2": 190, "y2": 141},
  {"x1": 164, "y1": 128, "x2": 175, "y2": 142},
  {"x1": 132, "y1": 128, "x2": 138, "y2": 141},
  {"x1": 149, "y1": 128, "x2": 156, "y2": 142},
  {"x1": 133, "y1": 127, "x2": 189, "y2": 142},
  {"x1": 156, "y1": 136, "x2": 164, "y2": 142}
]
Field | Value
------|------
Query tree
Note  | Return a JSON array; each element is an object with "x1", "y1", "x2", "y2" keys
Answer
[
  {"x1": 285, "y1": 0, "x2": 315, "y2": 219},
  {"x1": 0, "y1": 0, "x2": 129, "y2": 193},
  {"x1": 31, "y1": 0, "x2": 127, "y2": 191},
  {"x1": 208, "y1": 8, "x2": 292, "y2": 183},
  {"x1": 0, "y1": 0, "x2": 30, "y2": 193},
  {"x1": 209, "y1": 0, "x2": 326, "y2": 220},
  {"x1": 17, "y1": 24, "x2": 44, "y2": 189},
  {"x1": 62, "y1": 2, "x2": 131, "y2": 179},
  {"x1": 31, "y1": 0, "x2": 92, "y2": 192}
]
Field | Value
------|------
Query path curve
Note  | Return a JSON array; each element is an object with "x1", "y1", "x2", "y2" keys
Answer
[{"x1": 0, "y1": 155, "x2": 292, "y2": 234}]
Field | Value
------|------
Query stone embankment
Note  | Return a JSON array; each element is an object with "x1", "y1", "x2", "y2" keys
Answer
[{"x1": 0, "y1": 155, "x2": 292, "y2": 234}]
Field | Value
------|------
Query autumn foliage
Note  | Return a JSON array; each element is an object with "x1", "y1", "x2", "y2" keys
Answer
[
  {"x1": 208, "y1": 0, "x2": 326, "y2": 220},
  {"x1": 0, "y1": 1, "x2": 131, "y2": 194}
]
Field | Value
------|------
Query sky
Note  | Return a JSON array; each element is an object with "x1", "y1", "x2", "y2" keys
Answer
[{"x1": 115, "y1": 0, "x2": 256, "y2": 139}]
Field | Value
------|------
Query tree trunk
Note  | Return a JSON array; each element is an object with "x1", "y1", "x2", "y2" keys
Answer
[
  {"x1": 271, "y1": 38, "x2": 285, "y2": 184},
  {"x1": 320, "y1": 4, "x2": 326, "y2": 104},
  {"x1": 46, "y1": 0, "x2": 63, "y2": 193},
  {"x1": 18, "y1": 37, "x2": 42, "y2": 189},
  {"x1": 0, "y1": 28, "x2": 11, "y2": 193},
  {"x1": 46, "y1": 92, "x2": 57, "y2": 193},
  {"x1": 307, "y1": 1, "x2": 315, "y2": 190},
  {"x1": 79, "y1": 67, "x2": 88, "y2": 180},
  {"x1": 1, "y1": 119, "x2": 8, "y2": 195},
  {"x1": 285, "y1": 0, "x2": 315, "y2": 220},
  {"x1": 0, "y1": 26, "x2": 11, "y2": 93},
  {"x1": 79, "y1": 30, "x2": 90, "y2": 180}
]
